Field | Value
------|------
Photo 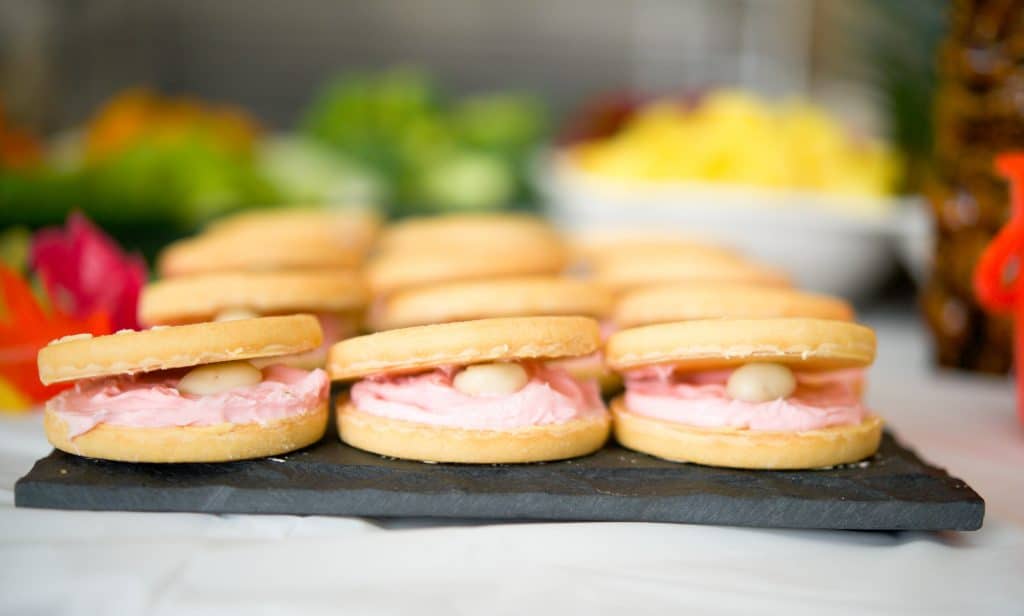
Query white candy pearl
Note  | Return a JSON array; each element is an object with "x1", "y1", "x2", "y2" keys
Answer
[
  {"x1": 177, "y1": 360, "x2": 262, "y2": 396},
  {"x1": 213, "y1": 308, "x2": 260, "y2": 322},
  {"x1": 453, "y1": 362, "x2": 529, "y2": 396},
  {"x1": 726, "y1": 362, "x2": 797, "y2": 403}
]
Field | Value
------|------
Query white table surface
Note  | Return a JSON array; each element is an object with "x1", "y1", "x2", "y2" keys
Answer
[{"x1": 2, "y1": 310, "x2": 1023, "y2": 615}]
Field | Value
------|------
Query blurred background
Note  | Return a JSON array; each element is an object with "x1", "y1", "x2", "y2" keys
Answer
[{"x1": 2, "y1": 0, "x2": 1018, "y2": 377}]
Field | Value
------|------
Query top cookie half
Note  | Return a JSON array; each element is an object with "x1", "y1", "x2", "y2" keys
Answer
[
  {"x1": 328, "y1": 316, "x2": 600, "y2": 380},
  {"x1": 38, "y1": 315, "x2": 322, "y2": 384},
  {"x1": 606, "y1": 318, "x2": 876, "y2": 372}
]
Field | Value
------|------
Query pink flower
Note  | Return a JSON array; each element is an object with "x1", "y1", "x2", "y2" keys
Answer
[{"x1": 29, "y1": 213, "x2": 146, "y2": 330}]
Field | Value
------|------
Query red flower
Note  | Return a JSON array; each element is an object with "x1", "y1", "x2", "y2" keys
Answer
[
  {"x1": 29, "y1": 213, "x2": 147, "y2": 330},
  {"x1": 0, "y1": 266, "x2": 111, "y2": 405}
]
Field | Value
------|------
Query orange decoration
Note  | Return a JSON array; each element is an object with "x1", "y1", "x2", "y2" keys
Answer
[
  {"x1": 0, "y1": 103, "x2": 43, "y2": 170},
  {"x1": 84, "y1": 89, "x2": 261, "y2": 161},
  {"x1": 0, "y1": 266, "x2": 111, "y2": 407},
  {"x1": 974, "y1": 152, "x2": 1024, "y2": 423}
]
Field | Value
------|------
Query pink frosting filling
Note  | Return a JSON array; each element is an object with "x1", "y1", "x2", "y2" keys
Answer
[
  {"x1": 270, "y1": 312, "x2": 356, "y2": 369},
  {"x1": 350, "y1": 362, "x2": 607, "y2": 430},
  {"x1": 550, "y1": 351, "x2": 606, "y2": 376},
  {"x1": 549, "y1": 320, "x2": 616, "y2": 376},
  {"x1": 50, "y1": 365, "x2": 329, "y2": 438},
  {"x1": 624, "y1": 365, "x2": 868, "y2": 432}
]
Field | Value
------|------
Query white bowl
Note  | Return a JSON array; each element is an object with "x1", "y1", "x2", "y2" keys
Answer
[{"x1": 539, "y1": 155, "x2": 909, "y2": 301}]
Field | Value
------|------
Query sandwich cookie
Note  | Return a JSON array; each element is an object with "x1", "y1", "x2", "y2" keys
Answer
[
  {"x1": 38, "y1": 315, "x2": 329, "y2": 462},
  {"x1": 158, "y1": 207, "x2": 378, "y2": 277},
  {"x1": 569, "y1": 230, "x2": 739, "y2": 274},
  {"x1": 377, "y1": 212, "x2": 562, "y2": 255},
  {"x1": 614, "y1": 283, "x2": 855, "y2": 329},
  {"x1": 367, "y1": 214, "x2": 569, "y2": 321},
  {"x1": 593, "y1": 252, "x2": 790, "y2": 295},
  {"x1": 365, "y1": 243, "x2": 568, "y2": 298},
  {"x1": 139, "y1": 270, "x2": 369, "y2": 368},
  {"x1": 159, "y1": 232, "x2": 365, "y2": 277},
  {"x1": 328, "y1": 316, "x2": 611, "y2": 463},
  {"x1": 375, "y1": 276, "x2": 619, "y2": 390},
  {"x1": 203, "y1": 207, "x2": 380, "y2": 258},
  {"x1": 376, "y1": 277, "x2": 613, "y2": 330},
  {"x1": 606, "y1": 318, "x2": 882, "y2": 469}
]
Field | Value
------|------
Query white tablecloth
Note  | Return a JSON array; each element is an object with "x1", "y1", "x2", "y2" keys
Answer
[{"x1": 2, "y1": 311, "x2": 1023, "y2": 615}]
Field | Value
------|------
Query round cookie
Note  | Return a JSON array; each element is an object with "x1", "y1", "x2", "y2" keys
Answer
[
  {"x1": 376, "y1": 277, "x2": 613, "y2": 330},
  {"x1": 43, "y1": 402, "x2": 328, "y2": 463},
  {"x1": 606, "y1": 318, "x2": 875, "y2": 373},
  {"x1": 614, "y1": 284, "x2": 855, "y2": 328},
  {"x1": 139, "y1": 270, "x2": 368, "y2": 326},
  {"x1": 329, "y1": 316, "x2": 600, "y2": 380},
  {"x1": 205, "y1": 207, "x2": 379, "y2": 250},
  {"x1": 366, "y1": 246, "x2": 568, "y2": 296},
  {"x1": 158, "y1": 230, "x2": 365, "y2": 278},
  {"x1": 594, "y1": 253, "x2": 790, "y2": 294},
  {"x1": 611, "y1": 397, "x2": 882, "y2": 469},
  {"x1": 570, "y1": 231, "x2": 739, "y2": 268},
  {"x1": 378, "y1": 212, "x2": 561, "y2": 254},
  {"x1": 336, "y1": 396, "x2": 610, "y2": 464},
  {"x1": 38, "y1": 314, "x2": 322, "y2": 385}
]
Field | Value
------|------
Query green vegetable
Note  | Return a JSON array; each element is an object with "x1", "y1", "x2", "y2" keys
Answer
[
  {"x1": 1, "y1": 133, "x2": 276, "y2": 232},
  {"x1": 259, "y1": 136, "x2": 386, "y2": 205},
  {"x1": 84, "y1": 134, "x2": 276, "y2": 228},
  {"x1": 302, "y1": 68, "x2": 547, "y2": 215},
  {"x1": 451, "y1": 93, "x2": 546, "y2": 157},
  {"x1": 303, "y1": 68, "x2": 440, "y2": 175},
  {"x1": 414, "y1": 150, "x2": 514, "y2": 212},
  {"x1": 0, "y1": 168, "x2": 85, "y2": 226}
]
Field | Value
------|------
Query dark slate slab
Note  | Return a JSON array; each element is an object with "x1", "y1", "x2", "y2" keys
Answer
[{"x1": 14, "y1": 431, "x2": 983, "y2": 531}]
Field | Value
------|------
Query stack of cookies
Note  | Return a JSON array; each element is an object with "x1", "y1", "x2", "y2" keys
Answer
[
  {"x1": 572, "y1": 232, "x2": 791, "y2": 294},
  {"x1": 364, "y1": 213, "x2": 569, "y2": 322},
  {"x1": 36, "y1": 210, "x2": 885, "y2": 471},
  {"x1": 148, "y1": 208, "x2": 376, "y2": 365}
]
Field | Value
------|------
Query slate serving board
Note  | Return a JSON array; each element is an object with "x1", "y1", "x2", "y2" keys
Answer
[{"x1": 15, "y1": 431, "x2": 983, "y2": 531}]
